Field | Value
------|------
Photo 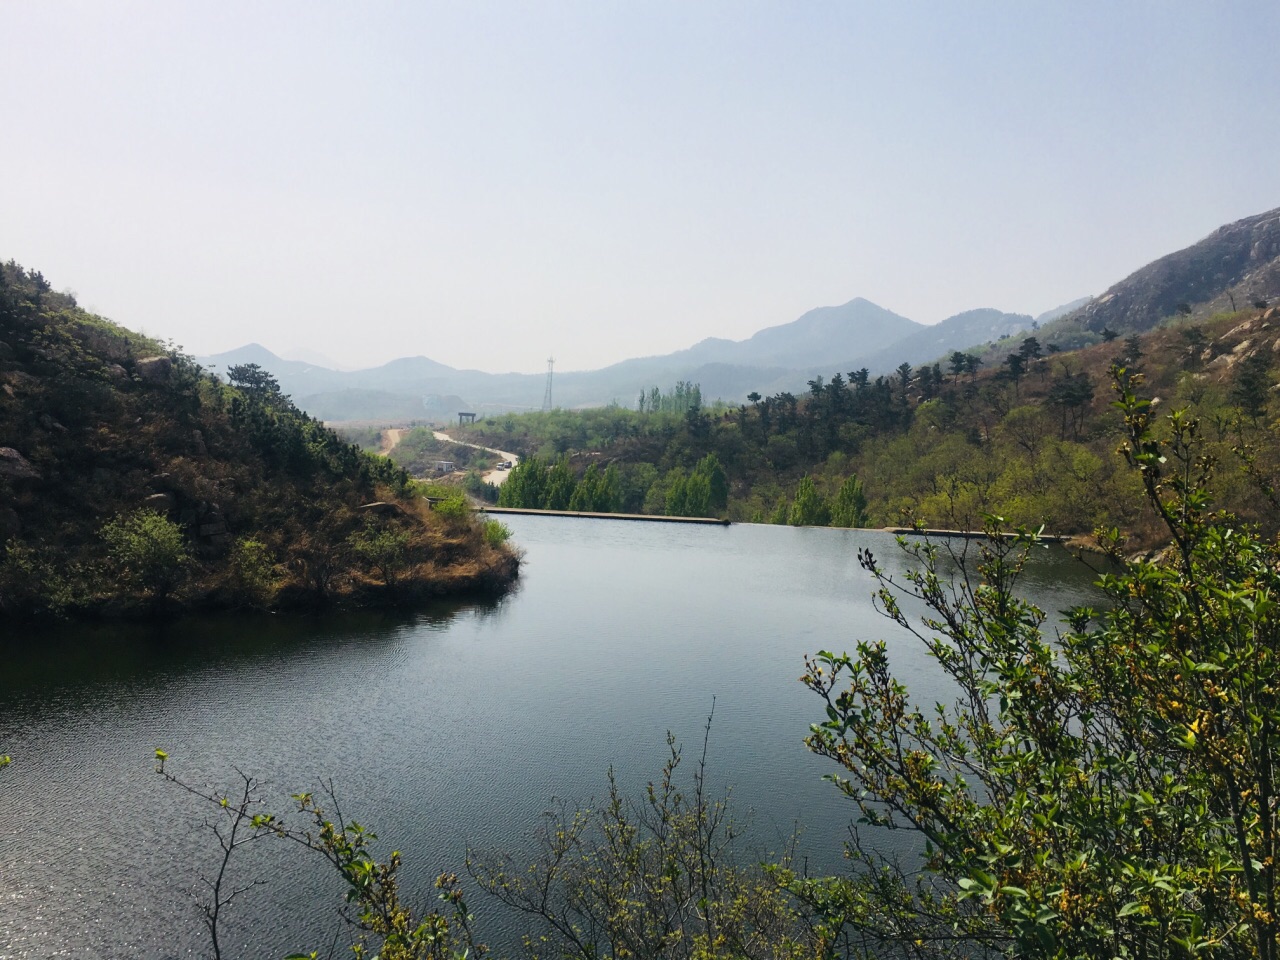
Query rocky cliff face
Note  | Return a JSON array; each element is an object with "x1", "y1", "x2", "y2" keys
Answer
[{"x1": 1071, "y1": 206, "x2": 1280, "y2": 334}]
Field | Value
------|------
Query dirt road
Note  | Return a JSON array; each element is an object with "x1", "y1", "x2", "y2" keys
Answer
[
  {"x1": 432, "y1": 431, "x2": 520, "y2": 486},
  {"x1": 379, "y1": 427, "x2": 403, "y2": 455}
]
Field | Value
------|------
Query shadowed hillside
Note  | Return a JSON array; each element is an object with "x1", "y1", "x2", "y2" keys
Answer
[{"x1": 0, "y1": 261, "x2": 518, "y2": 620}]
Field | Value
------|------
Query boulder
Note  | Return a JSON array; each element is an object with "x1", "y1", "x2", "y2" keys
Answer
[
  {"x1": 0, "y1": 448, "x2": 40, "y2": 480},
  {"x1": 143, "y1": 492, "x2": 176, "y2": 513},
  {"x1": 2, "y1": 371, "x2": 36, "y2": 394},
  {"x1": 105, "y1": 363, "x2": 128, "y2": 382},
  {"x1": 359, "y1": 501, "x2": 405, "y2": 517},
  {"x1": 136, "y1": 356, "x2": 172, "y2": 383},
  {"x1": 75, "y1": 326, "x2": 133, "y2": 361}
]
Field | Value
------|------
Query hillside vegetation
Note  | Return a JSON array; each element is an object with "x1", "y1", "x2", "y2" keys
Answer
[
  {"x1": 0, "y1": 262, "x2": 518, "y2": 619},
  {"x1": 460, "y1": 306, "x2": 1280, "y2": 548}
]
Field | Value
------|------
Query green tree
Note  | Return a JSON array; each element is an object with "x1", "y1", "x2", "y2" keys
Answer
[
  {"x1": 226, "y1": 362, "x2": 288, "y2": 408},
  {"x1": 1004, "y1": 352, "x2": 1026, "y2": 396},
  {"x1": 498, "y1": 456, "x2": 550, "y2": 508},
  {"x1": 694, "y1": 453, "x2": 729, "y2": 513},
  {"x1": 101, "y1": 509, "x2": 189, "y2": 602},
  {"x1": 795, "y1": 380, "x2": 1280, "y2": 958},
  {"x1": 1232, "y1": 350, "x2": 1272, "y2": 422},
  {"x1": 227, "y1": 537, "x2": 277, "y2": 608},
  {"x1": 963, "y1": 353, "x2": 983, "y2": 382},
  {"x1": 769, "y1": 497, "x2": 789, "y2": 525},
  {"x1": 1047, "y1": 372, "x2": 1094, "y2": 440},
  {"x1": 568, "y1": 462, "x2": 622, "y2": 513},
  {"x1": 1182, "y1": 326, "x2": 1208, "y2": 369},
  {"x1": 664, "y1": 469, "x2": 690, "y2": 516},
  {"x1": 348, "y1": 522, "x2": 410, "y2": 589},
  {"x1": 829, "y1": 474, "x2": 869, "y2": 528},
  {"x1": 543, "y1": 457, "x2": 576, "y2": 511},
  {"x1": 682, "y1": 471, "x2": 712, "y2": 518},
  {"x1": 895, "y1": 362, "x2": 913, "y2": 404},
  {"x1": 0, "y1": 539, "x2": 77, "y2": 616},
  {"x1": 787, "y1": 476, "x2": 830, "y2": 526},
  {"x1": 599, "y1": 463, "x2": 623, "y2": 512}
]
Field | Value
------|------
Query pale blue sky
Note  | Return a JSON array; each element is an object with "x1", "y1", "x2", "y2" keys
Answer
[{"x1": 3, "y1": 2, "x2": 1278, "y2": 372}]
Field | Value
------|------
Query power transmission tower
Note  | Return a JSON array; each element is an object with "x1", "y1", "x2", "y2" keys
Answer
[{"x1": 541, "y1": 356, "x2": 555, "y2": 412}]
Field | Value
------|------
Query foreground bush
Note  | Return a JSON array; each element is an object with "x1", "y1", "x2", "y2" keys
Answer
[{"x1": 798, "y1": 375, "x2": 1280, "y2": 957}]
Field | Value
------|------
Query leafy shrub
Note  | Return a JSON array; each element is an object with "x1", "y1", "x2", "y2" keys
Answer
[
  {"x1": 228, "y1": 537, "x2": 277, "y2": 608},
  {"x1": 100, "y1": 509, "x2": 189, "y2": 601},
  {"x1": 348, "y1": 522, "x2": 411, "y2": 588},
  {"x1": 432, "y1": 495, "x2": 471, "y2": 523},
  {"x1": 481, "y1": 520, "x2": 511, "y2": 548},
  {"x1": 0, "y1": 539, "x2": 77, "y2": 616},
  {"x1": 795, "y1": 379, "x2": 1280, "y2": 957}
]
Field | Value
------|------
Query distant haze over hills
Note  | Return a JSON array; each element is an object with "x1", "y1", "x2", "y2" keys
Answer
[
  {"x1": 198, "y1": 205, "x2": 1280, "y2": 422},
  {"x1": 676, "y1": 299, "x2": 921, "y2": 369},
  {"x1": 199, "y1": 298, "x2": 1055, "y2": 420}
]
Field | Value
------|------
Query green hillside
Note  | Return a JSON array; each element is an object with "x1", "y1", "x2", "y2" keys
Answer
[
  {"x1": 0, "y1": 262, "x2": 518, "y2": 619},
  {"x1": 461, "y1": 306, "x2": 1280, "y2": 549}
]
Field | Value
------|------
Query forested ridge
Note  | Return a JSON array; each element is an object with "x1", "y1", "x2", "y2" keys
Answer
[
  {"x1": 0, "y1": 261, "x2": 518, "y2": 619},
  {"x1": 462, "y1": 305, "x2": 1280, "y2": 547}
]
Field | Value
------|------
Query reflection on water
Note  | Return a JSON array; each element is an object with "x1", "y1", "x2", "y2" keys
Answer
[
  {"x1": 0, "y1": 519, "x2": 1103, "y2": 959},
  {"x1": 0, "y1": 600, "x2": 499, "y2": 695}
]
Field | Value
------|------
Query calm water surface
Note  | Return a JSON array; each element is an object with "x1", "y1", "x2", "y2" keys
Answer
[{"x1": 0, "y1": 518, "x2": 1102, "y2": 959}]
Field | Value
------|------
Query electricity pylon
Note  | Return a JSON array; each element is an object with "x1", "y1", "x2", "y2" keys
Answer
[{"x1": 541, "y1": 356, "x2": 554, "y2": 412}]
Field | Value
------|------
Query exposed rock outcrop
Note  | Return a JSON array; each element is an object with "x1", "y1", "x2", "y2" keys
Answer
[
  {"x1": 136, "y1": 356, "x2": 172, "y2": 382},
  {"x1": 1067, "y1": 207, "x2": 1280, "y2": 335},
  {"x1": 0, "y1": 448, "x2": 40, "y2": 480}
]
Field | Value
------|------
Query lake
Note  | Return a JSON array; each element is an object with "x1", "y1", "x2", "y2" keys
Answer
[{"x1": 0, "y1": 517, "x2": 1103, "y2": 959}]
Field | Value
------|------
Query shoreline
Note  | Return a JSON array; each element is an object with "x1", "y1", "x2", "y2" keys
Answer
[{"x1": 482, "y1": 506, "x2": 729, "y2": 525}]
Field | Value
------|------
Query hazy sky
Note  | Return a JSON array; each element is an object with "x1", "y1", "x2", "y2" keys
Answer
[{"x1": 3, "y1": 3, "x2": 1278, "y2": 373}]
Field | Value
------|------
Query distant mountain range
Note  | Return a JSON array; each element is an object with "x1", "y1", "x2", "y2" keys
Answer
[
  {"x1": 199, "y1": 204, "x2": 1280, "y2": 422},
  {"x1": 200, "y1": 299, "x2": 1056, "y2": 421}
]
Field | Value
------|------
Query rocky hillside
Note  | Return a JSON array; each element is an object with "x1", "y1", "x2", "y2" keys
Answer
[
  {"x1": 0, "y1": 261, "x2": 518, "y2": 620},
  {"x1": 1066, "y1": 206, "x2": 1280, "y2": 336}
]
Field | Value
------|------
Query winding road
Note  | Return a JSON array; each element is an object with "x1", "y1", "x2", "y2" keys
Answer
[
  {"x1": 432, "y1": 430, "x2": 520, "y2": 486},
  {"x1": 377, "y1": 425, "x2": 518, "y2": 486}
]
